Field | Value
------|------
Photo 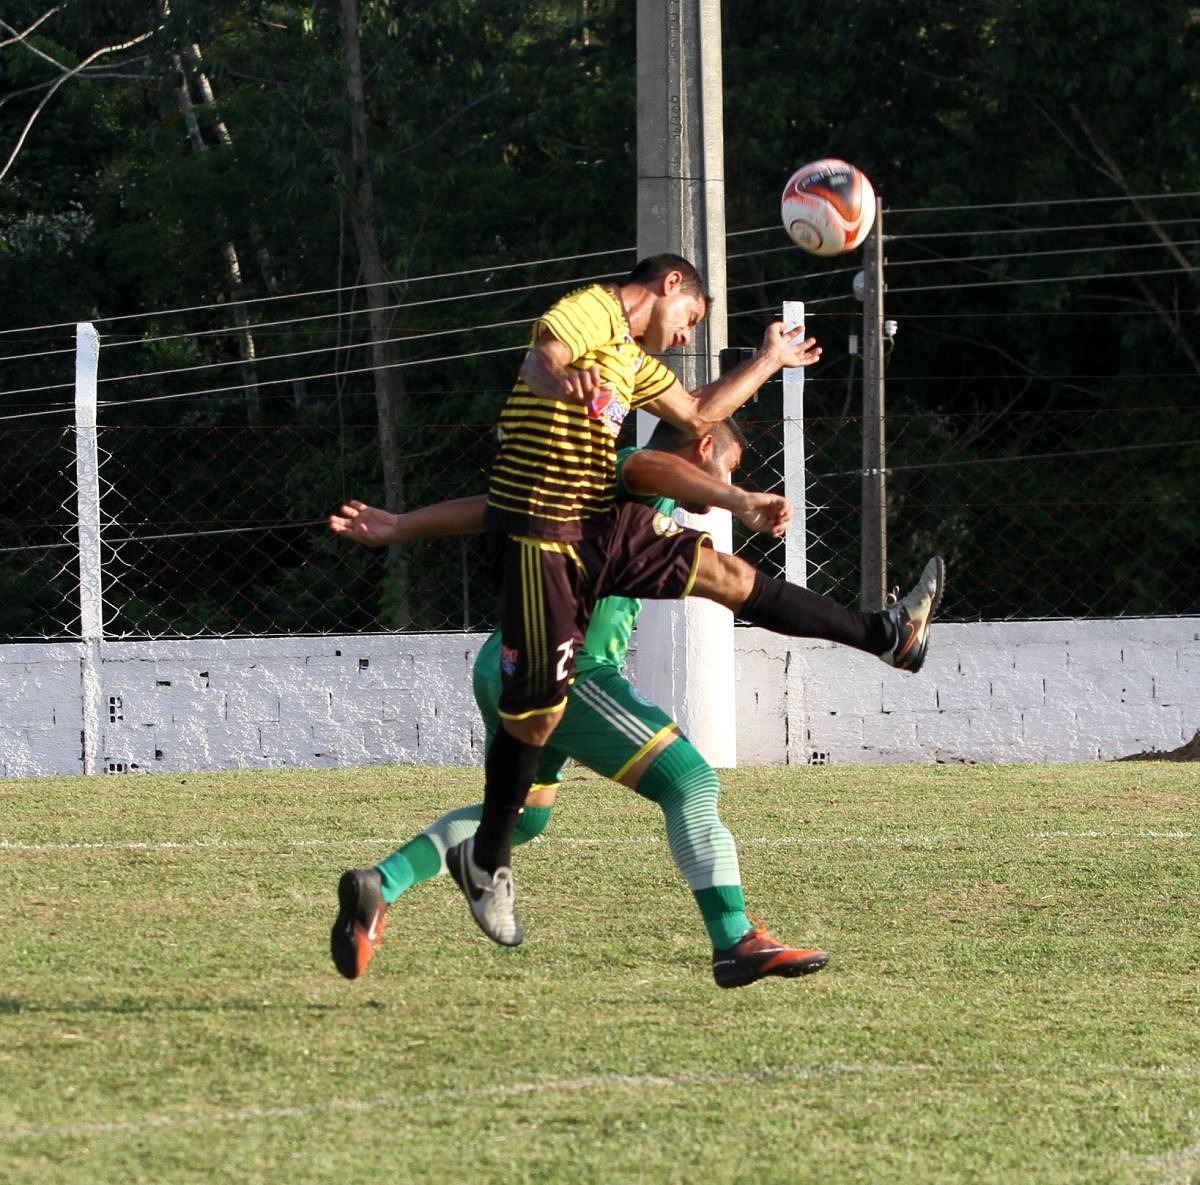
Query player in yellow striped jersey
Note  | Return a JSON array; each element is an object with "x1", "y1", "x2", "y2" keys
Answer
[{"x1": 456, "y1": 253, "x2": 823, "y2": 947}]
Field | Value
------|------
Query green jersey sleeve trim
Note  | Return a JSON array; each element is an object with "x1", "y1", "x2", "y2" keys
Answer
[{"x1": 615, "y1": 446, "x2": 677, "y2": 516}]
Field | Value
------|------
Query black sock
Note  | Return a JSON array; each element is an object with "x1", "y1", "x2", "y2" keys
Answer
[
  {"x1": 740, "y1": 571, "x2": 894, "y2": 655},
  {"x1": 473, "y1": 726, "x2": 542, "y2": 873}
]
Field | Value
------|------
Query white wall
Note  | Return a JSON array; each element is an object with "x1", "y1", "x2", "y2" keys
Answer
[
  {"x1": 0, "y1": 618, "x2": 1196, "y2": 776},
  {"x1": 0, "y1": 635, "x2": 488, "y2": 777},
  {"x1": 734, "y1": 618, "x2": 1200, "y2": 765}
]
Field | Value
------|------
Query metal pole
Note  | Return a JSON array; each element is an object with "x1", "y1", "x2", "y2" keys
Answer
[{"x1": 860, "y1": 204, "x2": 887, "y2": 611}]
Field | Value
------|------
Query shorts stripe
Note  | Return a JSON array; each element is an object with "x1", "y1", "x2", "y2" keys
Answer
[
  {"x1": 611, "y1": 723, "x2": 679, "y2": 785},
  {"x1": 679, "y1": 533, "x2": 712, "y2": 598},
  {"x1": 521, "y1": 542, "x2": 546, "y2": 698},
  {"x1": 573, "y1": 680, "x2": 663, "y2": 747},
  {"x1": 498, "y1": 698, "x2": 568, "y2": 722}
]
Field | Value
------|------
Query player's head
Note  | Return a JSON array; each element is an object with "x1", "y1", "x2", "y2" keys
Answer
[
  {"x1": 627, "y1": 254, "x2": 710, "y2": 353},
  {"x1": 645, "y1": 417, "x2": 745, "y2": 513}
]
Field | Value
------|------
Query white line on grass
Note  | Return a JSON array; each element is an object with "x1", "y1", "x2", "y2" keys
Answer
[
  {"x1": 0, "y1": 838, "x2": 389, "y2": 853},
  {"x1": 0, "y1": 1062, "x2": 934, "y2": 1143},
  {"x1": 1135, "y1": 1140, "x2": 1200, "y2": 1185},
  {"x1": 0, "y1": 829, "x2": 1192, "y2": 854},
  {"x1": 1028, "y1": 829, "x2": 1193, "y2": 839},
  {"x1": 4, "y1": 1061, "x2": 1196, "y2": 1146}
]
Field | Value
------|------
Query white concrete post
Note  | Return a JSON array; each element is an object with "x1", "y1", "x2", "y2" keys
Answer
[
  {"x1": 633, "y1": 419, "x2": 737, "y2": 769},
  {"x1": 75, "y1": 322, "x2": 103, "y2": 774},
  {"x1": 634, "y1": 0, "x2": 736, "y2": 767},
  {"x1": 782, "y1": 300, "x2": 807, "y2": 586}
]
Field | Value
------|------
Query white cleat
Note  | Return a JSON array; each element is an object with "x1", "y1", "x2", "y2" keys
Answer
[{"x1": 446, "y1": 836, "x2": 524, "y2": 947}]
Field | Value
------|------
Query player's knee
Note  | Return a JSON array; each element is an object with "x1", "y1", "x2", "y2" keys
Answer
[
  {"x1": 693, "y1": 551, "x2": 756, "y2": 612},
  {"x1": 524, "y1": 783, "x2": 559, "y2": 808},
  {"x1": 504, "y1": 707, "x2": 564, "y2": 747},
  {"x1": 636, "y1": 735, "x2": 719, "y2": 807}
]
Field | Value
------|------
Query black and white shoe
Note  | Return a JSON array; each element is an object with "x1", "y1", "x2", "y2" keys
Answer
[{"x1": 446, "y1": 836, "x2": 524, "y2": 947}]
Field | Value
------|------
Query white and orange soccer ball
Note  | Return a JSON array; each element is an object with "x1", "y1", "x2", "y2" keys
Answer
[{"x1": 781, "y1": 159, "x2": 877, "y2": 256}]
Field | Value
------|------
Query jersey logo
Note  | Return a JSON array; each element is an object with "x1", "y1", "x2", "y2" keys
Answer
[
  {"x1": 624, "y1": 333, "x2": 645, "y2": 372},
  {"x1": 652, "y1": 511, "x2": 681, "y2": 537},
  {"x1": 501, "y1": 645, "x2": 520, "y2": 676},
  {"x1": 586, "y1": 388, "x2": 628, "y2": 437}
]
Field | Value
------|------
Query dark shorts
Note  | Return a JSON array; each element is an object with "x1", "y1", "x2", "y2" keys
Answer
[{"x1": 490, "y1": 502, "x2": 710, "y2": 719}]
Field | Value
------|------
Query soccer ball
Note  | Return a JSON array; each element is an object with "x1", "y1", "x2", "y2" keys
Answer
[{"x1": 781, "y1": 159, "x2": 877, "y2": 256}]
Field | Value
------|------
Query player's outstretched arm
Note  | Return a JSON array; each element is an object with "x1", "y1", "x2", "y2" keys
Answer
[
  {"x1": 641, "y1": 322, "x2": 821, "y2": 434},
  {"x1": 622, "y1": 450, "x2": 792, "y2": 538},
  {"x1": 329, "y1": 496, "x2": 487, "y2": 547}
]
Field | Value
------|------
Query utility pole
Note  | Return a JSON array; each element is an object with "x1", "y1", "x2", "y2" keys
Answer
[
  {"x1": 634, "y1": 0, "x2": 735, "y2": 767},
  {"x1": 860, "y1": 203, "x2": 888, "y2": 611}
]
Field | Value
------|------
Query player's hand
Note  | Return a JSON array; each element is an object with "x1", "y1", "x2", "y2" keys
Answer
[
  {"x1": 760, "y1": 321, "x2": 822, "y2": 370},
  {"x1": 559, "y1": 363, "x2": 610, "y2": 406},
  {"x1": 734, "y1": 491, "x2": 793, "y2": 538},
  {"x1": 328, "y1": 500, "x2": 405, "y2": 547}
]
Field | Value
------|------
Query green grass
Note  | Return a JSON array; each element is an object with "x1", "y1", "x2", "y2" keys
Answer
[{"x1": 1, "y1": 762, "x2": 1197, "y2": 1185}]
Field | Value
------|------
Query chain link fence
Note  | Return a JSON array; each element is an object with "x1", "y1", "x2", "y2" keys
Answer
[{"x1": 1, "y1": 366, "x2": 1195, "y2": 641}]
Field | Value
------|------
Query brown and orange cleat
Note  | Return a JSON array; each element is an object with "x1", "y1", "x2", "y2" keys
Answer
[
  {"x1": 712, "y1": 921, "x2": 829, "y2": 989},
  {"x1": 330, "y1": 867, "x2": 387, "y2": 979}
]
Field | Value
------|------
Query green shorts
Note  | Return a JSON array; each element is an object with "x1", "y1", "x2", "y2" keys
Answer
[{"x1": 473, "y1": 632, "x2": 676, "y2": 786}]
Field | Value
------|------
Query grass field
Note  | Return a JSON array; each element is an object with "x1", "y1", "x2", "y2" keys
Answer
[{"x1": 1, "y1": 761, "x2": 1197, "y2": 1185}]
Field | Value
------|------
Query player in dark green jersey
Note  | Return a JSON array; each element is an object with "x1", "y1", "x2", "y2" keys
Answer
[{"x1": 329, "y1": 422, "x2": 944, "y2": 987}]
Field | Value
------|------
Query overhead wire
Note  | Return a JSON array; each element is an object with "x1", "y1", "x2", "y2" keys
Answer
[
  {"x1": 6, "y1": 189, "x2": 1195, "y2": 352},
  {"x1": 3, "y1": 192, "x2": 1197, "y2": 419},
  {"x1": 887, "y1": 263, "x2": 1195, "y2": 297},
  {"x1": 0, "y1": 245, "x2": 637, "y2": 338},
  {"x1": 2, "y1": 195, "x2": 1190, "y2": 361},
  {"x1": 885, "y1": 237, "x2": 1200, "y2": 272},
  {"x1": 7, "y1": 232, "x2": 1190, "y2": 402},
  {"x1": 730, "y1": 190, "x2": 1200, "y2": 239}
]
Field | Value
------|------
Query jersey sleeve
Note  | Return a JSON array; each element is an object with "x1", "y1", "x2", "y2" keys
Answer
[
  {"x1": 614, "y1": 447, "x2": 642, "y2": 500},
  {"x1": 629, "y1": 352, "x2": 678, "y2": 407},
  {"x1": 614, "y1": 446, "x2": 676, "y2": 515},
  {"x1": 534, "y1": 287, "x2": 617, "y2": 362}
]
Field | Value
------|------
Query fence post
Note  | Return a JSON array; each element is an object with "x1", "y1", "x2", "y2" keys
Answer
[
  {"x1": 860, "y1": 203, "x2": 888, "y2": 610},
  {"x1": 782, "y1": 300, "x2": 807, "y2": 586},
  {"x1": 75, "y1": 322, "x2": 104, "y2": 774}
]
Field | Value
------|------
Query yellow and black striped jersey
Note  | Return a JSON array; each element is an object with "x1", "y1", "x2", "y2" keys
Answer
[{"x1": 484, "y1": 284, "x2": 677, "y2": 541}]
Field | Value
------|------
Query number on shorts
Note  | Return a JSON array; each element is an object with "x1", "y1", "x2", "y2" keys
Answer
[{"x1": 555, "y1": 639, "x2": 574, "y2": 682}]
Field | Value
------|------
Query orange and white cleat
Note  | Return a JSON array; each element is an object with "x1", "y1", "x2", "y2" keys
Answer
[{"x1": 712, "y1": 921, "x2": 829, "y2": 989}]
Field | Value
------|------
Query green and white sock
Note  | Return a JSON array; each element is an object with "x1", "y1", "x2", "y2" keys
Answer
[
  {"x1": 635, "y1": 739, "x2": 751, "y2": 950},
  {"x1": 375, "y1": 803, "x2": 553, "y2": 904}
]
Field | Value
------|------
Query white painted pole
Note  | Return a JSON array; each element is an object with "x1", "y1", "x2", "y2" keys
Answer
[
  {"x1": 782, "y1": 300, "x2": 807, "y2": 586},
  {"x1": 634, "y1": 418, "x2": 737, "y2": 769},
  {"x1": 75, "y1": 322, "x2": 103, "y2": 774}
]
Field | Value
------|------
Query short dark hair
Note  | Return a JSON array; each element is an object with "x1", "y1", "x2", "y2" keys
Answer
[
  {"x1": 627, "y1": 254, "x2": 711, "y2": 307},
  {"x1": 646, "y1": 417, "x2": 745, "y2": 459}
]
